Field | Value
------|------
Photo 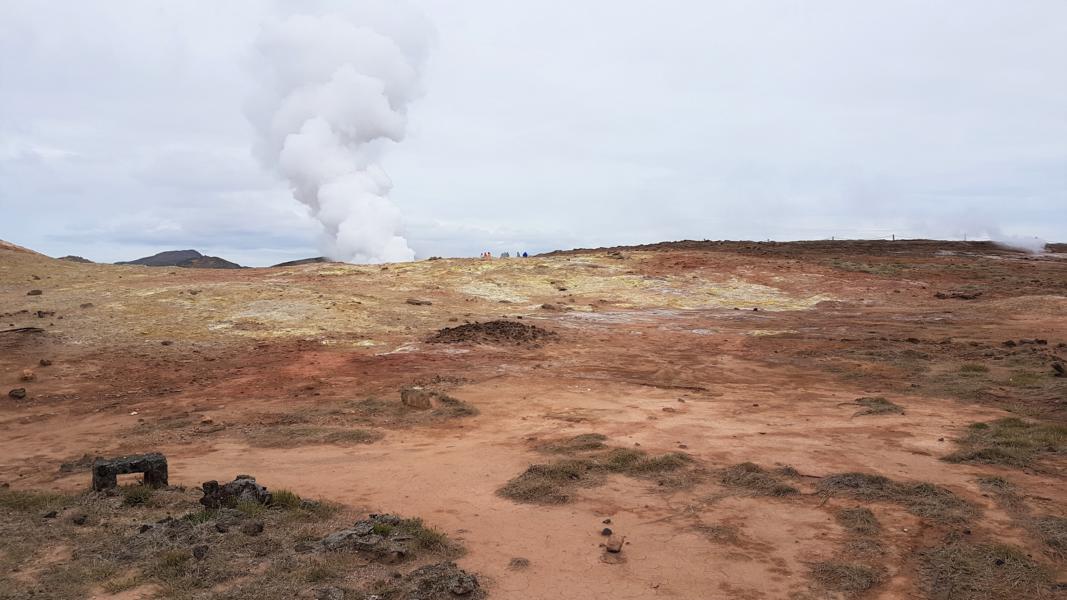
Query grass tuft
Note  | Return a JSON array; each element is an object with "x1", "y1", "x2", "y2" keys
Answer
[
  {"x1": 853, "y1": 397, "x2": 903, "y2": 416},
  {"x1": 498, "y1": 447, "x2": 698, "y2": 504},
  {"x1": 720, "y1": 462, "x2": 798, "y2": 496},
  {"x1": 919, "y1": 542, "x2": 1054, "y2": 600},
  {"x1": 810, "y1": 561, "x2": 885, "y2": 593},
  {"x1": 270, "y1": 489, "x2": 301, "y2": 510},
  {"x1": 835, "y1": 507, "x2": 880, "y2": 535},
  {"x1": 539, "y1": 433, "x2": 608, "y2": 453},
  {"x1": 817, "y1": 472, "x2": 975, "y2": 524},
  {"x1": 944, "y1": 418, "x2": 1067, "y2": 467},
  {"x1": 121, "y1": 484, "x2": 154, "y2": 507},
  {"x1": 1033, "y1": 515, "x2": 1067, "y2": 558}
]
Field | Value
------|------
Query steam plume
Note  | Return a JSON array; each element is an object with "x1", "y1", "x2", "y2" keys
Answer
[{"x1": 247, "y1": 3, "x2": 430, "y2": 263}]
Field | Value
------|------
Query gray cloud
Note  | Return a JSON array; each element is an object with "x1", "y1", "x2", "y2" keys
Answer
[{"x1": 1, "y1": 0, "x2": 1064, "y2": 265}]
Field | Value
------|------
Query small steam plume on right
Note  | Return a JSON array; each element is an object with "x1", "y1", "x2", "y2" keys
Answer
[{"x1": 956, "y1": 222, "x2": 1049, "y2": 254}]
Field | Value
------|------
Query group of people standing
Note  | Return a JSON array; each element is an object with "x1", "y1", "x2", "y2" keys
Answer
[{"x1": 481, "y1": 251, "x2": 528, "y2": 259}]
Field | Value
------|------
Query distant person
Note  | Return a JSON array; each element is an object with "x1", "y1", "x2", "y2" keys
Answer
[
  {"x1": 501, "y1": 251, "x2": 510, "y2": 258},
  {"x1": 522, "y1": 251, "x2": 528, "y2": 258}
]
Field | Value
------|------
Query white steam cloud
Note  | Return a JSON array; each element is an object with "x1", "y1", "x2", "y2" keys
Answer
[{"x1": 247, "y1": 2, "x2": 431, "y2": 263}]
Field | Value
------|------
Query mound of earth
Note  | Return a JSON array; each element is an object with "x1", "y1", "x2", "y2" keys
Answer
[
  {"x1": 427, "y1": 320, "x2": 557, "y2": 346},
  {"x1": 271, "y1": 256, "x2": 332, "y2": 267},
  {"x1": 117, "y1": 249, "x2": 242, "y2": 269},
  {"x1": 57, "y1": 255, "x2": 92, "y2": 263}
]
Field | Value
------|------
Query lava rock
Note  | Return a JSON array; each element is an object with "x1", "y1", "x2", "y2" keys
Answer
[
  {"x1": 200, "y1": 474, "x2": 271, "y2": 508},
  {"x1": 8, "y1": 388, "x2": 26, "y2": 400}
]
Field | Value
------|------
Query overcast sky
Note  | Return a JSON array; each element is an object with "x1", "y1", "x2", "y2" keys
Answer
[{"x1": 1, "y1": 1, "x2": 1065, "y2": 265}]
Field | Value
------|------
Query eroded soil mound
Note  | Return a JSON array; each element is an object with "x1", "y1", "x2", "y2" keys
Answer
[{"x1": 427, "y1": 320, "x2": 557, "y2": 346}]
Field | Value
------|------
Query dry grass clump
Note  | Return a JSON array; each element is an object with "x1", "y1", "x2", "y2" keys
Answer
[
  {"x1": 538, "y1": 433, "x2": 608, "y2": 453},
  {"x1": 842, "y1": 537, "x2": 886, "y2": 558},
  {"x1": 810, "y1": 561, "x2": 886, "y2": 594},
  {"x1": 498, "y1": 447, "x2": 696, "y2": 504},
  {"x1": 246, "y1": 426, "x2": 383, "y2": 449},
  {"x1": 719, "y1": 462, "x2": 798, "y2": 496},
  {"x1": 835, "y1": 507, "x2": 880, "y2": 535},
  {"x1": 852, "y1": 397, "x2": 903, "y2": 416},
  {"x1": 944, "y1": 418, "x2": 1067, "y2": 467},
  {"x1": 498, "y1": 459, "x2": 602, "y2": 504},
  {"x1": 919, "y1": 542, "x2": 1054, "y2": 600},
  {"x1": 816, "y1": 473, "x2": 975, "y2": 524},
  {"x1": 1032, "y1": 516, "x2": 1067, "y2": 558}
]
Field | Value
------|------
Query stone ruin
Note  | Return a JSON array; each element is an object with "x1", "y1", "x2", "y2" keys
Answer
[{"x1": 91, "y1": 453, "x2": 169, "y2": 491}]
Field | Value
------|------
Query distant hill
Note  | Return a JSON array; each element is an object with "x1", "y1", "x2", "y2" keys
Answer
[
  {"x1": 117, "y1": 250, "x2": 243, "y2": 269},
  {"x1": 270, "y1": 257, "x2": 331, "y2": 268},
  {"x1": 58, "y1": 255, "x2": 93, "y2": 263}
]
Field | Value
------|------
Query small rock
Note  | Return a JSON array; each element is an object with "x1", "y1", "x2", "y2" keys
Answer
[
  {"x1": 8, "y1": 388, "x2": 26, "y2": 400},
  {"x1": 1053, "y1": 362, "x2": 1065, "y2": 377},
  {"x1": 215, "y1": 523, "x2": 229, "y2": 533},
  {"x1": 80, "y1": 303, "x2": 94, "y2": 309},
  {"x1": 604, "y1": 536, "x2": 625, "y2": 553},
  {"x1": 161, "y1": 340, "x2": 173, "y2": 346},
  {"x1": 200, "y1": 418, "x2": 214, "y2": 425},
  {"x1": 602, "y1": 518, "x2": 611, "y2": 524},
  {"x1": 294, "y1": 542, "x2": 314, "y2": 553},
  {"x1": 71, "y1": 513, "x2": 88, "y2": 526},
  {"x1": 20, "y1": 369, "x2": 35, "y2": 382},
  {"x1": 405, "y1": 298, "x2": 432, "y2": 306},
  {"x1": 38, "y1": 359, "x2": 52, "y2": 367},
  {"x1": 240, "y1": 520, "x2": 264, "y2": 536},
  {"x1": 27, "y1": 290, "x2": 42, "y2": 296},
  {"x1": 601, "y1": 528, "x2": 613, "y2": 536},
  {"x1": 42, "y1": 511, "x2": 58, "y2": 519},
  {"x1": 192, "y1": 545, "x2": 210, "y2": 560},
  {"x1": 139, "y1": 524, "x2": 152, "y2": 533}
]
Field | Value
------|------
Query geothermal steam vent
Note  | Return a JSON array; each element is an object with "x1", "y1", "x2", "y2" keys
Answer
[{"x1": 246, "y1": 5, "x2": 430, "y2": 264}]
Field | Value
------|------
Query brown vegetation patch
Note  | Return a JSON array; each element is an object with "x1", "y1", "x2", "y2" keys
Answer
[
  {"x1": 918, "y1": 541, "x2": 1055, "y2": 600},
  {"x1": 835, "y1": 507, "x2": 880, "y2": 535},
  {"x1": 498, "y1": 447, "x2": 697, "y2": 504},
  {"x1": 246, "y1": 426, "x2": 383, "y2": 449},
  {"x1": 1032, "y1": 516, "x2": 1067, "y2": 559},
  {"x1": 944, "y1": 417, "x2": 1067, "y2": 468},
  {"x1": 816, "y1": 473, "x2": 976, "y2": 524},
  {"x1": 810, "y1": 561, "x2": 886, "y2": 595},
  {"x1": 719, "y1": 462, "x2": 798, "y2": 496},
  {"x1": 852, "y1": 397, "x2": 904, "y2": 416}
]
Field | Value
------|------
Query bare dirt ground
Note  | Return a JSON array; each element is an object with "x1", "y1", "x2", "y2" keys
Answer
[{"x1": 1, "y1": 239, "x2": 1065, "y2": 599}]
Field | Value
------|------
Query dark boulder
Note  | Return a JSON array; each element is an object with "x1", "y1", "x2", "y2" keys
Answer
[{"x1": 199, "y1": 474, "x2": 272, "y2": 509}]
